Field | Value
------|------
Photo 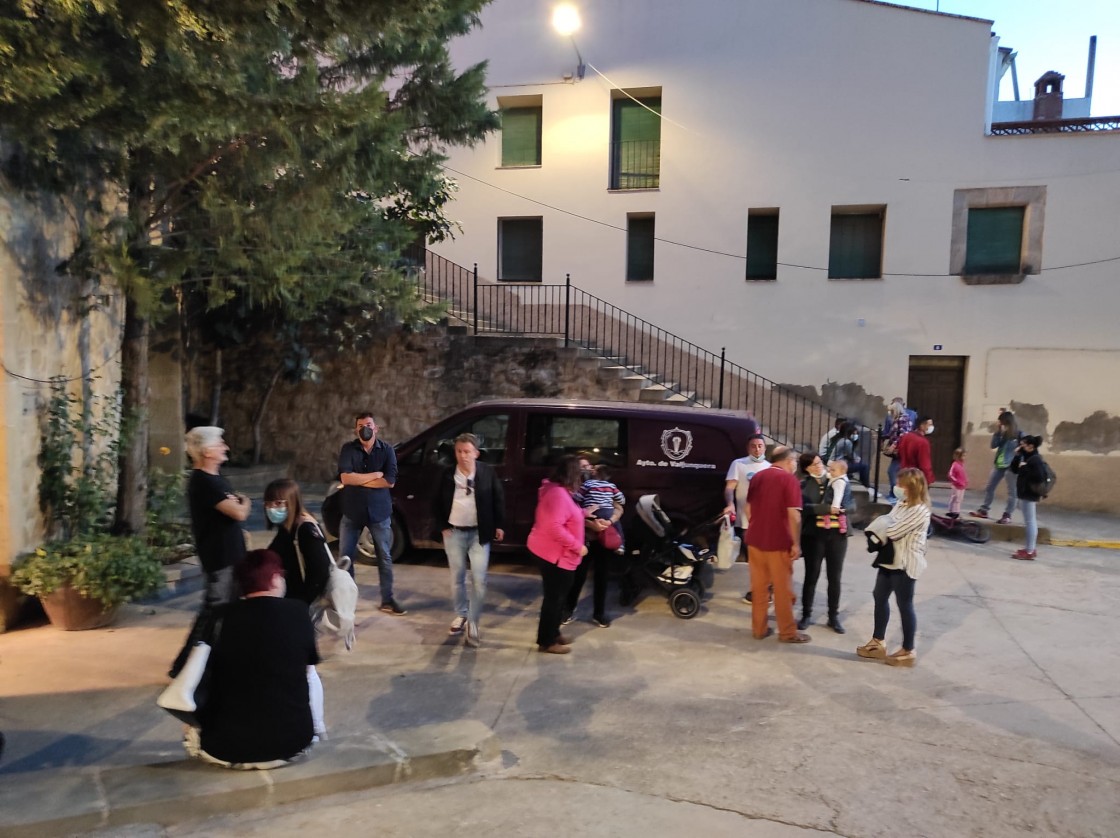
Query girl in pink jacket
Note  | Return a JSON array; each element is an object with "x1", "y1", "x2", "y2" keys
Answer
[
  {"x1": 948, "y1": 448, "x2": 968, "y2": 518},
  {"x1": 527, "y1": 455, "x2": 587, "y2": 654}
]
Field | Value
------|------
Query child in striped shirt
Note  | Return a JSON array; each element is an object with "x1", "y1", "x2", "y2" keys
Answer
[{"x1": 575, "y1": 464, "x2": 625, "y2": 553}]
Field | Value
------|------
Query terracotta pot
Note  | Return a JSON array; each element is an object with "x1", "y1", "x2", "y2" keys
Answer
[{"x1": 40, "y1": 586, "x2": 118, "y2": 631}]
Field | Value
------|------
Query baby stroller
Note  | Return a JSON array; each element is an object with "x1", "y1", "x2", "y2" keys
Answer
[{"x1": 620, "y1": 495, "x2": 720, "y2": 619}]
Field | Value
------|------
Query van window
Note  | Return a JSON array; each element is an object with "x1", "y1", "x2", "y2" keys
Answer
[
  {"x1": 423, "y1": 413, "x2": 510, "y2": 466},
  {"x1": 525, "y1": 414, "x2": 627, "y2": 467}
]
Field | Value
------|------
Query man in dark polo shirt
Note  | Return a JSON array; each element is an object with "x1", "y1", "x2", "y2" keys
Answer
[
  {"x1": 745, "y1": 445, "x2": 809, "y2": 643},
  {"x1": 337, "y1": 412, "x2": 404, "y2": 615}
]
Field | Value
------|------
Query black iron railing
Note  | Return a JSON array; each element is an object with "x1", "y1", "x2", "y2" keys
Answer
[
  {"x1": 416, "y1": 249, "x2": 883, "y2": 493},
  {"x1": 610, "y1": 139, "x2": 660, "y2": 189},
  {"x1": 990, "y1": 115, "x2": 1120, "y2": 135}
]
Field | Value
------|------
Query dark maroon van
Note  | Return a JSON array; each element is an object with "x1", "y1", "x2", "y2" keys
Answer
[{"x1": 389, "y1": 399, "x2": 756, "y2": 555}]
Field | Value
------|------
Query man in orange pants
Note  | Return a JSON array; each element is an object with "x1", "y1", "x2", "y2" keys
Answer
[{"x1": 745, "y1": 446, "x2": 809, "y2": 643}]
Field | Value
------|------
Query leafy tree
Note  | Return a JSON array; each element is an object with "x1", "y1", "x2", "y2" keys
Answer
[{"x1": 1, "y1": 0, "x2": 497, "y2": 530}]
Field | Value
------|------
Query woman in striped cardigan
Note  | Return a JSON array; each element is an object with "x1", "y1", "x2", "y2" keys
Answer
[{"x1": 857, "y1": 468, "x2": 931, "y2": 667}]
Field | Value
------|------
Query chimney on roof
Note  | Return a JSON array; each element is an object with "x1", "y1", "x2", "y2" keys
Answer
[{"x1": 1032, "y1": 71, "x2": 1065, "y2": 120}]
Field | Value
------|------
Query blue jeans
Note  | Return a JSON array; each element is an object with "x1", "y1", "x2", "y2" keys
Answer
[
  {"x1": 1020, "y1": 500, "x2": 1038, "y2": 551},
  {"x1": 873, "y1": 568, "x2": 917, "y2": 651},
  {"x1": 339, "y1": 516, "x2": 394, "y2": 603},
  {"x1": 444, "y1": 527, "x2": 490, "y2": 626},
  {"x1": 979, "y1": 468, "x2": 1017, "y2": 518}
]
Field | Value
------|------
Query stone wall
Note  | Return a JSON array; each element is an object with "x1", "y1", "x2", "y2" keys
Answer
[
  {"x1": 189, "y1": 327, "x2": 644, "y2": 482},
  {"x1": 0, "y1": 185, "x2": 124, "y2": 626}
]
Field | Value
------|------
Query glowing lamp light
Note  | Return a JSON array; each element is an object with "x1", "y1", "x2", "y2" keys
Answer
[{"x1": 551, "y1": 4, "x2": 582, "y2": 37}]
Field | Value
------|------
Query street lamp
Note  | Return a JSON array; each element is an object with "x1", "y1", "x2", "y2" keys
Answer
[{"x1": 551, "y1": 3, "x2": 586, "y2": 80}]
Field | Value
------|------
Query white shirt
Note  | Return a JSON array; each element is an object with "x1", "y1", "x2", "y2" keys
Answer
[
  {"x1": 448, "y1": 470, "x2": 478, "y2": 527},
  {"x1": 828, "y1": 475, "x2": 849, "y2": 511},
  {"x1": 725, "y1": 457, "x2": 771, "y2": 525}
]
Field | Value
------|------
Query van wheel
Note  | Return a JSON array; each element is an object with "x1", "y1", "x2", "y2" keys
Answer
[{"x1": 669, "y1": 586, "x2": 701, "y2": 619}]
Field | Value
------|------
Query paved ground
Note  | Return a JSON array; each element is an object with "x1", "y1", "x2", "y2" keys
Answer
[{"x1": 2, "y1": 488, "x2": 1119, "y2": 836}]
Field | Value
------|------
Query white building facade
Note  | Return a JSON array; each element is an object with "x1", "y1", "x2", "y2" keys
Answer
[{"x1": 433, "y1": 0, "x2": 1120, "y2": 510}]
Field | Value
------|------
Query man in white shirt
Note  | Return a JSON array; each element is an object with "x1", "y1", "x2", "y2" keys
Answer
[{"x1": 722, "y1": 434, "x2": 770, "y2": 602}]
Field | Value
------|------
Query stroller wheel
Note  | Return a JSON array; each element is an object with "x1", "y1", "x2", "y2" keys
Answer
[{"x1": 669, "y1": 586, "x2": 701, "y2": 619}]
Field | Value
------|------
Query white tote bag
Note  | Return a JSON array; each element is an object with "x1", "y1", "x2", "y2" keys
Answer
[
  {"x1": 715, "y1": 515, "x2": 740, "y2": 570},
  {"x1": 157, "y1": 641, "x2": 211, "y2": 722}
]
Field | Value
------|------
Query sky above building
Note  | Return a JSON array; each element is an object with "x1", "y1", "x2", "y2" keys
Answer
[{"x1": 889, "y1": 0, "x2": 1119, "y2": 115}]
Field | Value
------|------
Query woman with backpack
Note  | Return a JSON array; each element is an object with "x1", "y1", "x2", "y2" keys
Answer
[{"x1": 1009, "y1": 435, "x2": 1047, "y2": 560}]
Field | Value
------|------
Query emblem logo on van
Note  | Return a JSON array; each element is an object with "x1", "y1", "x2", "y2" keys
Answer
[{"x1": 660, "y1": 427, "x2": 694, "y2": 461}]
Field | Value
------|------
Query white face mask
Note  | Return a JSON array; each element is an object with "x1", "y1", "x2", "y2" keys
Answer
[
  {"x1": 896, "y1": 486, "x2": 908, "y2": 500},
  {"x1": 925, "y1": 424, "x2": 935, "y2": 435},
  {"x1": 748, "y1": 454, "x2": 766, "y2": 463},
  {"x1": 850, "y1": 434, "x2": 859, "y2": 442}
]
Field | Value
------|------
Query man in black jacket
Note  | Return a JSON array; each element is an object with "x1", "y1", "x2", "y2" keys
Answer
[{"x1": 433, "y1": 433, "x2": 506, "y2": 647}]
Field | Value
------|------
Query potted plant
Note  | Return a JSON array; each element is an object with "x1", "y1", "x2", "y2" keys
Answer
[
  {"x1": 11, "y1": 534, "x2": 164, "y2": 630},
  {"x1": 13, "y1": 378, "x2": 167, "y2": 629}
]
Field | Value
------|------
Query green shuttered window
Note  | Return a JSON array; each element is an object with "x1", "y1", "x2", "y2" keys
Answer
[
  {"x1": 626, "y1": 215, "x2": 655, "y2": 281},
  {"x1": 498, "y1": 218, "x2": 543, "y2": 282},
  {"x1": 828, "y1": 211, "x2": 883, "y2": 279},
  {"x1": 501, "y1": 107, "x2": 542, "y2": 167},
  {"x1": 611, "y1": 97, "x2": 661, "y2": 189},
  {"x1": 746, "y1": 213, "x2": 779, "y2": 280},
  {"x1": 964, "y1": 206, "x2": 1024, "y2": 274}
]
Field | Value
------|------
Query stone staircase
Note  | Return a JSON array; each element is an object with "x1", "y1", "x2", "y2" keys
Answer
[
  {"x1": 436, "y1": 299, "x2": 704, "y2": 407},
  {"x1": 423, "y1": 273, "x2": 851, "y2": 455}
]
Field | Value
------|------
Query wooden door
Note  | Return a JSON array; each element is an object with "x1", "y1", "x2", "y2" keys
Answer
[{"x1": 906, "y1": 356, "x2": 966, "y2": 482}]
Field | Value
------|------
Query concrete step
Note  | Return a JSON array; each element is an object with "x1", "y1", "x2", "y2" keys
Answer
[
  {"x1": 638, "y1": 384, "x2": 674, "y2": 402},
  {"x1": 0, "y1": 721, "x2": 499, "y2": 838}
]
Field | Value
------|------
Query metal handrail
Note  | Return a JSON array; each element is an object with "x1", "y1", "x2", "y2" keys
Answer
[{"x1": 415, "y1": 249, "x2": 882, "y2": 495}]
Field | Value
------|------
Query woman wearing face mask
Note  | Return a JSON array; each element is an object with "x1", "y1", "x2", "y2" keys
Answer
[
  {"x1": 857, "y1": 468, "x2": 931, "y2": 667},
  {"x1": 264, "y1": 479, "x2": 332, "y2": 606},
  {"x1": 797, "y1": 453, "x2": 850, "y2": 634},
  {"x1": 829, "y1": 422, "x2": 870, "y2": 488},
  {"x1": 1008, "y1": 435, "x2": 1046, "y2": 560}
]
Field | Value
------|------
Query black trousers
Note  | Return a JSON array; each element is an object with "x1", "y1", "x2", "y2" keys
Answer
[
  {"x1": 536, "y1": 557, "x2": 576, "y2": 648},
  {"x1": 800, "y1": 529, "x2": 847, "y2": 619},
  {"x1": 566, "y1": 542, "x2": 609, "y2": 620},
  {"x1": 169, "y1": 566, "x2": 238, "y2": 677}
]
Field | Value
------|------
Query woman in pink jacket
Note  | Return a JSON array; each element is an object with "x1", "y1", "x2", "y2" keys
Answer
[{"x1": 527, "y1": 455, "x2": 588, "y2": 654}]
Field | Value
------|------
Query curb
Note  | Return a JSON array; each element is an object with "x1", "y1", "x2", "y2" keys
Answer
[
  {"x1": 1048, "y1": 538, "x2": 1120, "y2": 550},
  {"x1": 0, "y1": 721, "x2": 499, "y2": 837}
]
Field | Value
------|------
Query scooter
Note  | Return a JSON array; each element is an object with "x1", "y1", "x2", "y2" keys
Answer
[{"x1": 930, "y1": 511, "x2": 990, "y2": 543}]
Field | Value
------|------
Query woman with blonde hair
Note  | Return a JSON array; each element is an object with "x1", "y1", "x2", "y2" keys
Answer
[{"x1": 857, "y1": 467, "x2": 931, "y2": 667}]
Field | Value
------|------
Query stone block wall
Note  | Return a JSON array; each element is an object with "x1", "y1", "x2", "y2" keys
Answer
[
  {"x1": 189, "y1": 328, "x2": 644, "y2": 482},
  {"x1": 0, "y1": 188, "x2": 124, "y2": 582}
]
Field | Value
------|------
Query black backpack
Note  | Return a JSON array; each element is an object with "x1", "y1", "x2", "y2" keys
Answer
[{"x1": 1030, "y1": 460, "x2": 1057, "y2": 499}]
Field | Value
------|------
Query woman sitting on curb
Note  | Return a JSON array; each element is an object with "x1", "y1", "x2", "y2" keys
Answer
[{"x1": 185, "y1": 549, "x2": 323, "y2": 769}]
